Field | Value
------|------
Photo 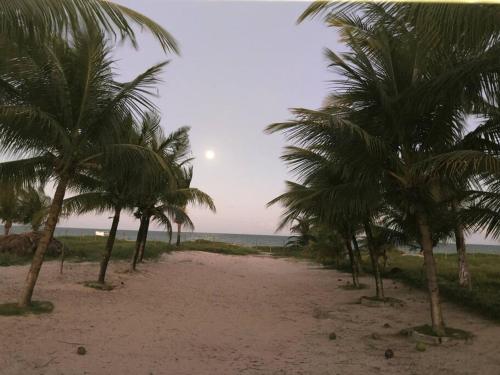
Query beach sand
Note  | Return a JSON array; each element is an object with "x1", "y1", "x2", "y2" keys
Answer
[{"x1": 0, "y1": 251, "x2": 499, "y2": 374}]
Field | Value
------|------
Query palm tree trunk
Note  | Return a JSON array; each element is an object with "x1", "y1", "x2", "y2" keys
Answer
[
  {"x1": 4, "y1": 220, "x2": 12, "y2": 235},
  {"x1": 451, "y1": 201, "x2": 471, "y2": 289},
  {"x1": 363, "y1": 222, "x2": 384, "y2": 299},
  {"x1": 131, "y1": 215, "x2": 147, "y2": 271},
  {"x1": 352, "y1": 235, "x2": 363, "y2": 271},
  {"x1": 344, "y1": 237, "x2": 360, "y2": 288},
  {"x1": 176, "y1": 222, "x2": 182, "y2": 246},
  {"x1": 138, "y1": 216, "x2": 150, "y2": 263},
  {"x1": 19, "y1": 176, "x2": 69, "y2": 307},
  {"x1": 416, "y1": 211, "x2": 446, "y2": 336},
  {"x1": 97, "y1": 205, "x2": 122, "y2": 284}
]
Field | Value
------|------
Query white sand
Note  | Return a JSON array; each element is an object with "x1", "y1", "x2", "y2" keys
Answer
[{"x1": 0, "y1": 251, "x2": 499, "y2": 375}]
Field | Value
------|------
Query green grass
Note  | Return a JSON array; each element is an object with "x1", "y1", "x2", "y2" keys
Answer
[
  {"x1": 0, "y1": 236, "x2": 172, "y2": 266},
  {"x1": 0, "y1": 236, "x2": 263, "y2": 267},
  {"x1": 176, "y1": 239, "x2": 260, "y2": 255},
  {"x1": 0, "y1": 301, "x2": 54, "y2": 316},
  {"x1": 283, "y1": 246, "x2": 500, "y2": 321},
  {"x1": 83, "y1": 281, "x2": 114, "y2": 291},
  {"x1": 59, "y1": 236, "x2": 171, "y2": 262},
  {"x1": 359, "y1": 250, "x2": 500, "y2": 321}
]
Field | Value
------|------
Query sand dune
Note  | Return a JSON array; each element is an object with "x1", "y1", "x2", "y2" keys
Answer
[{"x1": 0, "y1": 251, "x2": 498, "y2": 374}]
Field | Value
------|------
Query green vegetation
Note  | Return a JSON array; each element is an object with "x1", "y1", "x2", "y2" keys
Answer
[
  {"x1": 83, "y1": 281, "x2": 114, "y2": 291},
  {"x1": 177, "y1": 239, "x2": 259, "y2": 256},
  {"x1": 268, "y1": 1, "x2": 500, "y2": 336},
  {"x1": 310, "y1": 248, "x2": 499, "y2": 321},
  {"x1": 0, "y1": 237, "x2": 259, "y2": 267},
  {"x1": 0, "y1": 300, "x2": 53, "y2": 316},
  {"x1": 381, "y1": 252, "x2": 500, "y2": 321}
]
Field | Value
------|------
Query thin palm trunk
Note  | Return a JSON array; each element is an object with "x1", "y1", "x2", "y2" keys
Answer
[
  {"x1": 363, "y1": 221, "x2": 384, "y2": 299},
  {"x1": 137, "y1": 216, "x2": 150, "y2": 263},
  {"x1": 4, "y1": 220, "x2": 12, "y2": 235},
  {"x1": 19, "y1": 176, "x2": 69, "y2": 307},
  {"x1": 131, "y1": 215, "x2": 147, "y2": 271},
  {"x1": 451, "y1": 201, "x2": 472, "y2": 289},
  {"x1": 352, "y1": 235, "x2": 363, "y2": 271},
  {"x1": 344, "y1": 237, "x2": 360, "y2": 288},
  {"x1": 97, "y1": 205, "x2": 122, "y2": 284},
  {"x1": 176, "y1": 222, "x2": 182, "y2": 246},
  {"x1": 416, "y1": 211, "x2": 446, "y2": 336}
]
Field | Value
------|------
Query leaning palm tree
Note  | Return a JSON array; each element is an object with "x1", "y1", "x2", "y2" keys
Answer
[
  {"x1": 1, "y1": 0, "x2": 178, "y2": 53},
  {"x1": 0, "y1": 31, "x2": 167, "y2": 307}
]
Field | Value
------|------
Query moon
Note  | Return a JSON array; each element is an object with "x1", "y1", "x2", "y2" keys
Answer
[{"x1": 205, "y1": 150, "x2": 215, "y2": 160}]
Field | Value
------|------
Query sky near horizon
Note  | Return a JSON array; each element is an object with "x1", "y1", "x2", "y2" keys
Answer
[{"x1": 61, "y1": 0, "x2": 338, "y2": 236}]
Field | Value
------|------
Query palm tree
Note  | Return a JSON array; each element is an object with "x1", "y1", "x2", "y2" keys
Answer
[
  {"x1": 129, "y1": 114, "x2": 216, "y2": 269},
  {"x1": 0, "y1": 183, "x2": 22, "y2": 235},
  {"x1": 62, "y1": 116, "x2": 155, "y2": 284},
  {"x1": 274, "y1": 3, "x2": 500, "y2": 335},
  {"x1": 1, "y1": 0, "x2": 178, "y2": 53},
  {"x1": 0, "y1": 31, "x2": 167, "y2": 307},
  {"x1": 286, "y1": 216, "x2": 315, "y2": 248},
  {"x1": 18, "y1": 184, "x2": 52, "y2": 232}
]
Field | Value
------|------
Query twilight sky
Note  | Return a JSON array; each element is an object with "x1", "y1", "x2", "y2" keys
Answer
[
  {"x1": 58, "y1": 0, "x2": 494, "y2": 245},
  {"x1": 62, "y1": 0, "x2": 338, "y2": 235}
]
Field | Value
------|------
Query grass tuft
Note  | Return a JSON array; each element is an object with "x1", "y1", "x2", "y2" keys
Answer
[
  {"x1": 0, "y1": 301, "x2": 54, "y2": 316},
  {"x1": 83, "y1": 281, "x2": 114, "y2": 291},
  {"x1": 413, "y1": 324, "x2": 473, "y2": 339}
]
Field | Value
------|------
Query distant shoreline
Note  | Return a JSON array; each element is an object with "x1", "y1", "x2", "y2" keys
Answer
[{"x1": 8, "y1": 225, "x2": 500, "y2": 254}]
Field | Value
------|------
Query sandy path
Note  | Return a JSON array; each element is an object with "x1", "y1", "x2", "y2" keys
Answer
[{"x1": 0, "y1": 251, "x2": 499, "y2": 375}]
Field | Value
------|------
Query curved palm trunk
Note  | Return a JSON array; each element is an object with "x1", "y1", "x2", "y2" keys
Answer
[
  {"x1": 137, "y1": 216, "x2": 150, "y2": 263},
  {"x1": 131, "y1": 216, "x2": 147, "y2": 271},
  {"x1": 451, "y1": 201, "x2": 471, "y2": 289},
  {"x1": 363, "y1": 221, "x2": 384, "y2": 299},
  {"x1": 416, "y1": 211, "x2": 446, "y2": 336},
  {"x1": 97, "y1": 205, "x2": 122, "y2": 284},
  {"x1": 176, "y1": 222, "x2": 181, "y2": 246},
  {"x1": 344, "y1": 237, "x2": 360, "y2": 288},
  {"x1": 4, "y1": 220, "x2": 12, "y2": 235},
  {"x1": 19, "y1": 176, "x2": 69, "y2": 307}
]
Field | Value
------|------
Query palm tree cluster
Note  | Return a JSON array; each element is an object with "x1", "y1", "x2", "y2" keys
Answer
[
  {"x1": 268, "y1": 2, "x2": 500, "y2": 336},
  {"x1": 0, "y1": 183, "x2": 51, "y2": 235},
  {"x1": 0, "y1": 1, "x2": 214, "y2": 308}
]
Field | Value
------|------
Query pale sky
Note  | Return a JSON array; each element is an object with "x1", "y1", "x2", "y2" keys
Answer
[
  {"x1": 58, "y1": 0, "x2": 496, "y2": 245},
  {"x1": 62, "y1": 0, "x2": 337, "y2": 236}
]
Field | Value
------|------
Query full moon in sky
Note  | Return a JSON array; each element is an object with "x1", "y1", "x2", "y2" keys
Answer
[{"x1": 205, "y1": 150, "x2": 215, "y2": 160}]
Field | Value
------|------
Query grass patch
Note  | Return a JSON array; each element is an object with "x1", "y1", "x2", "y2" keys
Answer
[
  {"x1": 83, "y1": 281, "x2": 114, "y2": 291},
  {"x1": 413, "y1": 324, "x2": 473, "y2": 339},
  {"x1": 339, "y1": 283, "x2": 368, "y2": 290},
  {"x1": 176, "y1": 239, "x2": 260, "y2": 255},
  {"x1": 0, "y1": 301, "x2": 54, "y2": 316},
  {"x1": 379, "y1": 252, "x2": 500, "y2": 321},
  {"x1": 0, "y1": 236, "x2": 172, "y2": 266}
]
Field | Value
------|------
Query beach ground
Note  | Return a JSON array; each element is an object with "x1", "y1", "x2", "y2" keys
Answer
[{"x1": 0, "y1": 251, "x2": 498, "y2": 375}]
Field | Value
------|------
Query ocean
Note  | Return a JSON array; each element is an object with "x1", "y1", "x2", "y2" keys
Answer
[
  {"x1": 9, "y1": 226, "x2": 500, "y2": 254},
  {"x1": 10, "y1": 225, "x2": 289, "y2": 247}
]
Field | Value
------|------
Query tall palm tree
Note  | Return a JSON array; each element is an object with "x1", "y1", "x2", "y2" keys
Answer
[
  {"x1": 0, "y1": 31, "x2": 167, "y2": 307},
  {"x1": 274, "y1": 3, "x2": 500, "y2": 335},
  {"x1": 129, "y1": 114, "x2": 215, "y2": 269}
]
